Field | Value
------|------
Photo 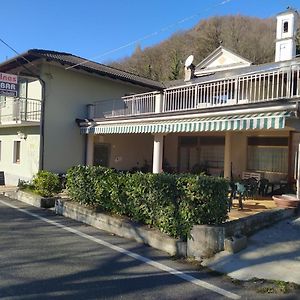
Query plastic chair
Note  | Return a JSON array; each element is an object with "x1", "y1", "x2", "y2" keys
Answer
[
  {"x1": 258, "y1": 178, "x2": 270, "y2": 196},
  {"x1": 236, "y1": 182, "x2": 247, "y2": 209}
]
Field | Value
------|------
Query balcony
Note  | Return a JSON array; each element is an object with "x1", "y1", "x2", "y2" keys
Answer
[
  {"x1": 0, "y1": 97, "x2": 41, "y2": 125},
  {"x1": 89, "y1": 63, "x2": 300, "y2": 119}
]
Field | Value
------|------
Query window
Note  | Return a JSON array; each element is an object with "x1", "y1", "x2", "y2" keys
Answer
[
  {"x1": 179, "y1": 136, "x2": 225, "y2": 173},
  {"x1": 247, "y1": 137, "x2": 288, "y2": 173},
  {"x1": 283, "y1": 21, "x2": 289, "y2": 33},
  {"x1": 13, "y1": 141, "x2": 21, "y2": 164}
]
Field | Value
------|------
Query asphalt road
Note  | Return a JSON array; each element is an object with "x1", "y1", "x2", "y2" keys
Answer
[{"x1": 0, "y1": 195, "x2": 290, "y2": 300}]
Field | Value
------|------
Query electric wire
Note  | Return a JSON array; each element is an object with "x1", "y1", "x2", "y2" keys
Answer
[{"x1": 65, "y1": 0, "x2": 235, "y2": 70}]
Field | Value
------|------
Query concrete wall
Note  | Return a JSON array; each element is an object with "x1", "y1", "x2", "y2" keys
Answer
[
  {"x1": 0, "y1": 126, "x2": 40, "y2": 185},
  {"x1": 94, "y1": 134, "x2": 153, "y2": 170},
  {"x1": 40, "y1": 63, "x2": 151, "y2": 174},
  {"x1": 27, "y1": 79, "x2": 42, "y2": 99}
]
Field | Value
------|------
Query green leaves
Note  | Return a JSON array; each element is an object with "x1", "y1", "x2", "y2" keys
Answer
[
  {"x1": 32, "y1": 170, "x2": 62, "y2": 197},
  {"x1": 66, "y1": 166, "x2": 229, "y2": 240}
]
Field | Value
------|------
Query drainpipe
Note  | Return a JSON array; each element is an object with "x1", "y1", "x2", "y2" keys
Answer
[{"x1": 38, "y1": 77, "x2": 46, "y2": 170}]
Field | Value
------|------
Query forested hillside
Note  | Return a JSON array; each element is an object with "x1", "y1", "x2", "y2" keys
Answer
[{"x1": 110, "y1": 15, "x2": 300, "y2": 82}]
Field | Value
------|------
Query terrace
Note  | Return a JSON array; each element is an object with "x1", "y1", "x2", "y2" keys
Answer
[{"x1": 88, "y1": 62, "x2": 300, "y2": 119}]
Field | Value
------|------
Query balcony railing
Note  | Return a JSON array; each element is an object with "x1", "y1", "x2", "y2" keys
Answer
[
  {"x1": 0, "y1": 97, "x2": 41, "y2": 124},
  {"x1": 89, "y1": 64, "x2": 300, "y2": 119}
]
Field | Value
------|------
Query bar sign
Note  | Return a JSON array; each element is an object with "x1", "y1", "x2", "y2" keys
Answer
[{"x1": 0, "y1": 72, "x2": 18, "y2": 97}]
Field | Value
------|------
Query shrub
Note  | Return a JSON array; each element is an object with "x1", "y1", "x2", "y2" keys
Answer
[
  {"x1": 66, "y1": 166, "x2": 229, "y2": 239},
  {"x1": 33, "y1": 170, "x2": 62, "y2": 197}
]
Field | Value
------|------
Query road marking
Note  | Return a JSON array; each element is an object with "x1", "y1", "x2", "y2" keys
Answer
[{"x1": 0, "y1": 199, "x2": 240, "y2": 299}]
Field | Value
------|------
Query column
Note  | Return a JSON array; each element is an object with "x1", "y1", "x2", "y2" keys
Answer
[
  {"x1": 224, "y1": 132, "x2": 232, "y2": 180},
  {"x1": 86, "y1": 134, "x2": 94, "y2": 166},
  {"x1": 297, "y1": 143, "x2": 300, "y2": 200},
  {"x1": 152, "y1": 134, "x2": 164, "y2": 173}
]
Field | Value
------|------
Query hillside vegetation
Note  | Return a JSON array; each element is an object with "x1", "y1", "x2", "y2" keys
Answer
[{"x1": 110, "y1": 15, "x2": 300, "y2": 82}]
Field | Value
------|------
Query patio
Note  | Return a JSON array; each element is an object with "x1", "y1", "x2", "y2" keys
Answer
[{"x1": 228, "y1": 197, "x2": 277, "y2": 220}]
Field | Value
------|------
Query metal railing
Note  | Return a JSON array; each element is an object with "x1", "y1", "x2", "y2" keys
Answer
[
  {"x1": 0, "y1": 97, "x2": 41, "y2": 123},
  {"x1": 93, "y1": 92, "x2": 158, "y2": 118},
  {"x1": 89, "y1": 64, "x2": 300, "y2": 119}
]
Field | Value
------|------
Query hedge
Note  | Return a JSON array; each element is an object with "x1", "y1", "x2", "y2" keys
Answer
[{"x1": 66, "y1": 165, "x2": 229, "y2": 239}]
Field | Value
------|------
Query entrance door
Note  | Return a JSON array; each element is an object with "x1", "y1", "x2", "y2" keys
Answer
[{"x1": 93, "y1": 143, "x2": 110, "y2": 167}]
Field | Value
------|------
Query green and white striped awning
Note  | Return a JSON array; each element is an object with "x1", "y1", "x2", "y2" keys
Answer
[{"x1": 80, "y1": 111, "x2": 293, "y2": 135}]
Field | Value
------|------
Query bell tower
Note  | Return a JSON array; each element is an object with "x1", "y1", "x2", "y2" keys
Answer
[{"x1": 275, "y1": 8, "x2": 299, "y2": 62}]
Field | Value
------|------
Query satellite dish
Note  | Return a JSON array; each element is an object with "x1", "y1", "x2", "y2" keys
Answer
[{"x1": 185, "y1": 55, "x2": 194, "y2": 68}]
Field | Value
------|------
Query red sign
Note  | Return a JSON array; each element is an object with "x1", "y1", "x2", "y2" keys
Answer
[{"x1": 0, "y1": 72, "x2": 18, "y2": 97}]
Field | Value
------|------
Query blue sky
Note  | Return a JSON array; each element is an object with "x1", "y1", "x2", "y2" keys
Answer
[{"x1": 0, "y1": 0, "x2": 299, "y2": 64}]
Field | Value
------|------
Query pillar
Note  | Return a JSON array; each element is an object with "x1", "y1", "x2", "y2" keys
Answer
[
  {"x1": 152, "y1": 134, "x2": 164, "y2": 173},
  {"x1": 86, "y1": 134, "x2": 94, "y2": 166},
  {"x1": 297, "y1": 143, "x2": 300, "y2": 199},
  {"x1": 224, "y1": 132, "x2": 232, "y2": 180}
]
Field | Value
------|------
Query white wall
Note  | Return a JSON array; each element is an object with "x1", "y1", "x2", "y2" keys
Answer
[
  {"x1": 41, "y1": 63, "x2": 152, "y2": 174},
  {"x1": 0, "y1": 126, "x2": 40, "y2": 185},
  {"x1": 94, "y1": 134, "x2": 153, "y2": 170}
]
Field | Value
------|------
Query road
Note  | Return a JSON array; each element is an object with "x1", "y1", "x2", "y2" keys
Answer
[{"x1": 0, "y1": 195, "x2": 288, "y2": 300}]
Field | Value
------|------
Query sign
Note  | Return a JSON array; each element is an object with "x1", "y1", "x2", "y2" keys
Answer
[{"x1": 0, "y1": 72, "x2": 18, "y2": 97}]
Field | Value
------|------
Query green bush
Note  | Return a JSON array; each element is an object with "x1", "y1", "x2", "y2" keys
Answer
[
  {"x1": 66, "y1": 165, "x2": 229, "y2": 239},
  {"x1": 33, "y1": 170, "x2": 62, "y2": 197}
]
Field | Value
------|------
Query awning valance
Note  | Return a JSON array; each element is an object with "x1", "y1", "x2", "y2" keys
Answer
[{"x1": 80, "y1": 111, "x2": 294, "y2": 135}]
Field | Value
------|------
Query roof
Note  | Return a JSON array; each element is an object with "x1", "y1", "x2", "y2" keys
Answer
[
  {"x1": 277, "y1": 8, "x2": 299, "y2": 17},
  {"x1": 0, "y1": 49, "x2": 164, "y2": 90}
]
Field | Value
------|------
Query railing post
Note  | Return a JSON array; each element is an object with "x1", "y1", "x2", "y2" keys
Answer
[
  {"x1": 87, "y1": 104, "x2": 95, "y2": 119},
  {"x1": 155, "y1": 93, "x2": 163, "y2": 113},
  {"x1": 234, "y1": 78, "x2": 239, "y2": 104},
  {"x1": 24, "y1": 98, "x2": 28, "y2": 121},
  {"x1": 286, "y1": 66, "x2": 292, "y2": 98}
]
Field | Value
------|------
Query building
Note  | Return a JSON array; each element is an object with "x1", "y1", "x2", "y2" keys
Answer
[
  {"x1": 1, "y1": 9, "x2": 299, "y2": 188},
  {"x1": 79, "y1": 9, "x2": 300, "y2": 187},
  {"x1": 0, "y1": 50, "x2": 163, "y2": 185}
]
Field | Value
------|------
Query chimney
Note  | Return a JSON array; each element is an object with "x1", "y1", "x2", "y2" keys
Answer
[
  {"x1": 184, "y1": 64, "x2": 195, "y2": 81},
  {"x1": 275, "y1": 8, "x2": 299, "y2": 62}
]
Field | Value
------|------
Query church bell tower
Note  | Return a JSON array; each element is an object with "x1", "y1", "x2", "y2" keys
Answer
[{"x1": 275, "y1": 8, "x2": 299, "y2": 62}]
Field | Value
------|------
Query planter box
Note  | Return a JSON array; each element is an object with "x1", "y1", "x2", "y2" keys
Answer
[
  {"x1": 224, "y1": 235, "x2": 247, "y2": 253},
  {"x1": 273, "y1": 195, "x2": 300, "y2": 209},
  {"x1": 55, "y1": 199, "x2": 187, "y2": 257},
  {"x1": 5, "y1": 190, "x2": 57, "y2": 208}
]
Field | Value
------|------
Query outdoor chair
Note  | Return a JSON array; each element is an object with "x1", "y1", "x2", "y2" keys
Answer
[
  {"x1": 243, "y1": 177, "x2": 259, "y2": 199},
  {"x1": 228, "y1": 181, "x2": 237, "y2": 211},
  {"x1": 258, "y1": 178, "x2": 270, "y2": 196},
  {"x1": 235, "y1": 182, "x2": 247, "y2": 209}
]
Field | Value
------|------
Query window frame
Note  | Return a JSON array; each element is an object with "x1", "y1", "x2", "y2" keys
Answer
[{"x1": 13, "y1": 140, "x2": 21, "y2": 164}]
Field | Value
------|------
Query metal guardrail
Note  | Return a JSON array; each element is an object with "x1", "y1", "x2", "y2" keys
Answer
[
  {"x1": 0, "y1": 97, "x2": 41, "y2": 123},
  {"x1": 89, "y1": 64, "x2": 300, "y2": 119}
]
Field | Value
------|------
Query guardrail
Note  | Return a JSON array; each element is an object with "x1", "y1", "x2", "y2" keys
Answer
[
  {"x1": 0, "y1": 97, "x2": 41, "y2": 123},
  {"x1": 89, "y1": 64, "x2": 300, "y2": 119}
]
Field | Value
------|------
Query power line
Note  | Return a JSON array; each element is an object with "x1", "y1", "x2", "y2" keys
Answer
[
  {"x1": 0, "y1": 38, "x2": 39, "y2": 74},
  {"x1": 65, "y1": 0, "x2": 235, "y2": 70}
]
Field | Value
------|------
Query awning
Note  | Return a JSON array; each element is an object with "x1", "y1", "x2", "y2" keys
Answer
[{"x1": 80, "y1": 111, "x2": 294, "y2": 135}]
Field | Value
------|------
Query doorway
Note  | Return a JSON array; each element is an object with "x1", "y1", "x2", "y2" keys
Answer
[{"x1": 94, "y1": 143, "x2": 110, "y2": 167}]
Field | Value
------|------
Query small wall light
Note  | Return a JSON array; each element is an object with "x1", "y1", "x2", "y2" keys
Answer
[{"x1": 17, "y1": 131, "x2": 27, "y2": 140}]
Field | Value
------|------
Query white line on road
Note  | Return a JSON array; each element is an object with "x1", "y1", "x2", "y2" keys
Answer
[{"x1": 0, "y1": 199, "x2": 240, "y2": 299}]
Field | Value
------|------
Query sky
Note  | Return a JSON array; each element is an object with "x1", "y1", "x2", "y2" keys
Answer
[{"x1": 0, "y1": 0, "x2": 299, "y2": 65}]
